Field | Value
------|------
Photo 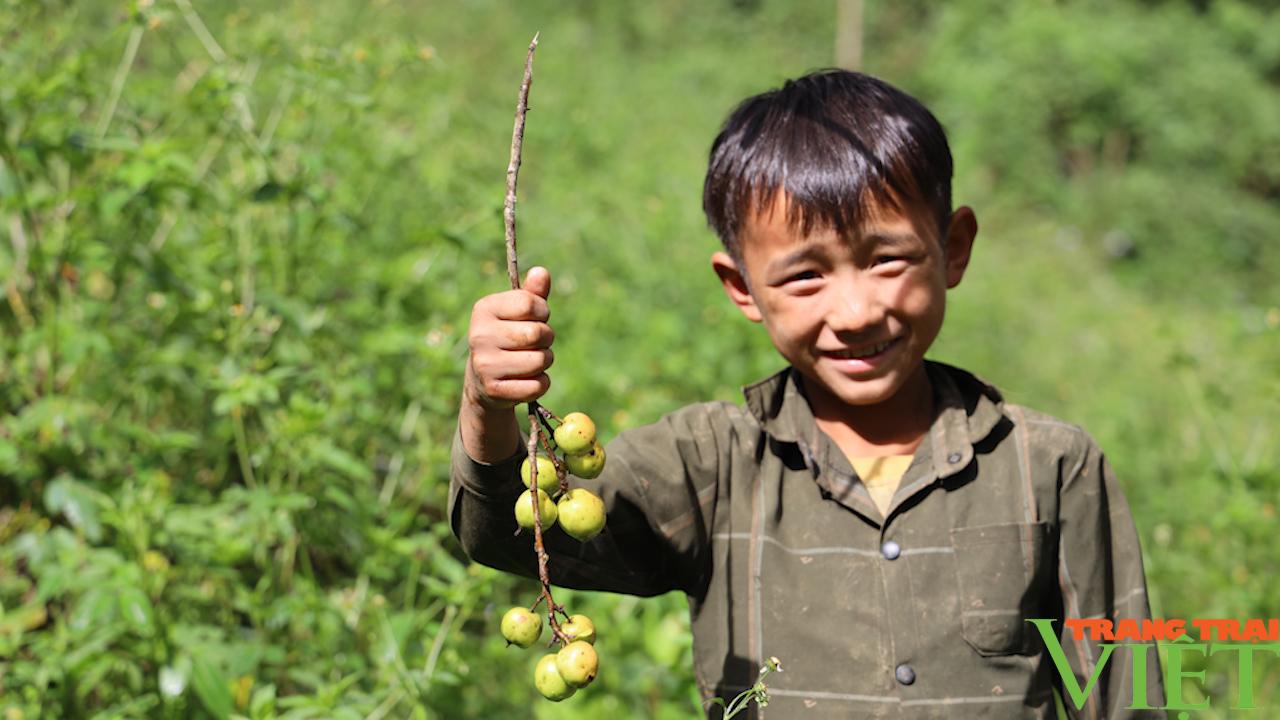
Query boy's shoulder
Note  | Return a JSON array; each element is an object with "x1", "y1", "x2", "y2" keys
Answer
[{"x1": 934, "y1": 360, "x2": 1106, "y2": 468}]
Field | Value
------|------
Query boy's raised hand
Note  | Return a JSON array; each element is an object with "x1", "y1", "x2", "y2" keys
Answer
[{"x1": 465, "y1": 266, "x2": 555, "y2": 412}]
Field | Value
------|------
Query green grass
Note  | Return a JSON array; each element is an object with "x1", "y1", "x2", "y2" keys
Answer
[{"x1": 1, "y1": 0, "x2": 1277, "y2": 717}]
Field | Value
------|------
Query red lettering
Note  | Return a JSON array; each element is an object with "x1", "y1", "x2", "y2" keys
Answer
[
  {"x1": 1115, "y1": 619, "x2": 1141, "y2": 642},
  {"x1": 1064, "y1": 619, "x2": 1089, "y2": 641},
  {"x1": 1193, "y1": 618, "x2": 1230, "y2": 641},
  {"x1": 1095, "y1": 619, "x2": 1115, "y2": 641},
  {"x1": 1137, "y1": 618, "x2": 1182, "y2": 642},
  {"x1": 1225, "y1": 619, "x2": 1243, "y2": 641},
  {"x1": 1242, "y1": 619, "x2": 1268, "y2": 643},
  {"x1": 1166, "y1": 619, "x2": 1187, "y2": 641},
  {"x1": 1236, "y1": 618, "x2": 1280, "y2": 641}
]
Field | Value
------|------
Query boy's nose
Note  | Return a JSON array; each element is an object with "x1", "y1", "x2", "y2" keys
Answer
[{"x1": 825, "y1": 283, "x2": 885, "y2": 334}]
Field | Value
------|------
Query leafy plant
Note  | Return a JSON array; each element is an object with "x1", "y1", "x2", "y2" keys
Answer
[{"x1": 1, "y1": 2, "x2": 1276, "y2": 719}]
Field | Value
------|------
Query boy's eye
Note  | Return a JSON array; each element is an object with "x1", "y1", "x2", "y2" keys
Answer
[
  {"x1": 786, "y1": 270, "x2": 820, "y2": 282},
  {"x1": 874, "y1": 255, "x2": 906, "y2": 265}
]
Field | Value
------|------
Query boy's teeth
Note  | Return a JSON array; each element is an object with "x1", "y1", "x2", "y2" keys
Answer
[{"x1": 832, "y1": 340, "x2": 892, "y2": 359}]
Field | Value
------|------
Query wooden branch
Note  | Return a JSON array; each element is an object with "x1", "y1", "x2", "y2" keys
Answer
[
  {"x1": 501, "y1": 31, "x2": 567, "y2": 647},
  {"x1": 504, "y1": 32, "x2": 539, "y2": 291},
  {"x1": 527, "y1": 413, "x2": 568, "y2": 645}
]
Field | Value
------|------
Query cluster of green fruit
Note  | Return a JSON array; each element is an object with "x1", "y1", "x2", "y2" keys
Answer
[
  {"x1": 505, "y1": 411, "x2": 609, "y2": 701},
  {"x1": 502, "y1": 608, "x2": 600, "y2": 701},
  {"x1": 514, "y1": 412, "x2": 606, "y2": 542}
]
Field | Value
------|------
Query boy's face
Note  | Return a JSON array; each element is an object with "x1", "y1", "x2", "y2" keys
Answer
[{"x1": 713, "y1": 193, "x2": 977, "y2": 415}]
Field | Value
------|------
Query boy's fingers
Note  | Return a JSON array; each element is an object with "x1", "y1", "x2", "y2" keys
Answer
[
  {"x1": 481, "y1": 374, "x2": 551, "y2": 404},
  {"x1": 470, "y1": 348, "x2": 554, "y2": 382},
  {"x1": 490, "y1": 349, "x2": 555, "y2": 378},
  {"x1": 486, "y1": 290, "x2": 550, "y2": 322},
  {"x1": 495, "y1": 321, "x2": 555, "y2": 350},
  {"x1": 523, "y1": 266, "x2": 551, "y2": 300}
]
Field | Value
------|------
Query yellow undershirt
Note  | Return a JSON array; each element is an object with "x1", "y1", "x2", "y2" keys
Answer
[{"x1": 849, "y1": 455, "x2": 914, "y2": 515}]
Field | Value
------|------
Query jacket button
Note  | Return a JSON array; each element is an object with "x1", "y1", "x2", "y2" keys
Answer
[
  {"x1": 947, "y1": 452, "x2": 963, "y2": 464},
  {"x1": 881, "y1": 540, "x2": 901, "y2": 560},
  {"x1": 895, "y1": 663, "x2": 916, "y2": 685}
]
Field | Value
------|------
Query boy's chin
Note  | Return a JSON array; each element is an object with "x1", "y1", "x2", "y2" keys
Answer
[
  {"x1": 798, "y1": 355, "x2": 934, "y2": 413},
  {"x1": 800, "y1": 368, "x2": 906, "y2": 409}
]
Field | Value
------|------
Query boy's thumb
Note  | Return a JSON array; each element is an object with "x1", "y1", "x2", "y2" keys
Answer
[{"x1": 524, "y1": 266, "x2": 551, "y2": 299}]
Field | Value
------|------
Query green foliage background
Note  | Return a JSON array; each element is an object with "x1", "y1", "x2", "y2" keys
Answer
[{"x1": 1, "y1": 0, "x2": 1277, "y2": 718}]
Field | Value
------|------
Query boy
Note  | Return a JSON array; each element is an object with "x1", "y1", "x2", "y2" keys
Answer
[{"x1": 451, "y1": 70, "x2": 1164, "y2": 718}]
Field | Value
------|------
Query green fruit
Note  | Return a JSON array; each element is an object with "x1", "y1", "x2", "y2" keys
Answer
[
  {"x1": 534, "y1": 653, "x2": 576, "y2": 701},
  {"x1": 514, "y1": 489, "x2": 557, "y2": 530},
  {"x1": 554, "y1": 412, "x2": 597, "y2": 455},
  {"x1": 556, "y1": 640, "x2": 599, "y2": 688},
  {"x1": 564, "y1": 442, "x2": 606, "y2": 479},
  {"x1": 561, "y1": 614, "x2": 596, "y2": 645},
  {"x1": 500, "y1": 607, "x2": 542, "y2": 648},
  {"x1": 557, "y1": 488, "x2": 606, "y2": 542},
  {"x1": 520, "y1": 454, "x2": 559, "y2": 494}
]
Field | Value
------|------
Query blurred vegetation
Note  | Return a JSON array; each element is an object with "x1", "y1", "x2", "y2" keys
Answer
[{"x1": 1, "y1": 0, "x2": 1277, "y2": 718}]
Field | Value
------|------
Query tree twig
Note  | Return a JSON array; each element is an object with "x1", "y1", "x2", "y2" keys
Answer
[
  {"x1": 535, "y1": 404, "x2": 561, "y2": 426},
  {"x1": 526, "y1": 410, "x2": 568, "y2": 645},
  {"x1": 502, "y1": 31, "x2": 566, "y2": 647},
  {"x1": 504, "y1": 32, "x2": 539, "y2": 291}
]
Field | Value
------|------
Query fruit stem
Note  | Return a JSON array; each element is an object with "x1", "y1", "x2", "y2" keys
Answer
[
  {"x1": 535, "y1": 410, "x2": 559, "y2": 443},
  {"x1": 537, "y1": 430, "x2": 558, "y2": 461},
  {"x1": 535, "y1": 404, "x2": 562, "y2": 426},
  {"x1": 536, "y1": 433, "x2": 571, "y2": 494},
  {"x1": 526, "y1": 402, "x2": 570, "y2": 646}
]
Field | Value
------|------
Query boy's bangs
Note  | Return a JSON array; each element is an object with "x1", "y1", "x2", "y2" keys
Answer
[
  {"x1": 703, "y1": 70, "x2": 952, "y2": 258},
  {"x1": 741, "y1": 123, "x2": 922, "y2": 242}
]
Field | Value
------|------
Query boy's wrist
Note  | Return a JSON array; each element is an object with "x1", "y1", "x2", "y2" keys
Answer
[
  {"x1": 459, "y1": 375, "x2": 523, "y2": 465},
  {"x1": 462, "y1": 361, "x2": 502, "y2": 412}
]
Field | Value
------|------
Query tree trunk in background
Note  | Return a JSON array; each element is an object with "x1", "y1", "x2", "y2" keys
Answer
[{"x1": 835, "y1": 0, "x2": 863, "y2": 71}]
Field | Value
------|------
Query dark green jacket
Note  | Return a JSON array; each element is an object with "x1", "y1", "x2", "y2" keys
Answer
[{"x1": 450, "y1": 361, "x2": 1165, "y2": 718}]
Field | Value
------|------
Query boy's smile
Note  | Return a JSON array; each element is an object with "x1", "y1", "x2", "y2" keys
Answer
[{"x1": 714, "y1": 193, "x2": 976, "y2": 440}]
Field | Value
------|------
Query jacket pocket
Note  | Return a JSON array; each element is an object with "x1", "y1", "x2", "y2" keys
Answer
[{"x1": 951, "y1": 521, "x2": 1049, "y2": 656}]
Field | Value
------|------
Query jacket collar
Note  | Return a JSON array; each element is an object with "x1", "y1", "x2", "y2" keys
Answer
[{"x1": 741, "y1": 360, "x2": 1006, "y2": 480}]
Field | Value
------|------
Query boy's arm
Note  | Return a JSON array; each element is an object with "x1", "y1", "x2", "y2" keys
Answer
[
  {"x1": 1054, "y1": 434, "x2": 1165, "y2": 719},
  {"x1": 449, "y1": 400, "x2": 726, "y2": 597},
  {"x1": 450, "y1": 264, "x2": 722, "y2": 596}
]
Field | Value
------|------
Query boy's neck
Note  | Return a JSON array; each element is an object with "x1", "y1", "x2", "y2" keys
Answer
[{"x1": 804, "y1": 363, "x2": 935, "y2": 458}]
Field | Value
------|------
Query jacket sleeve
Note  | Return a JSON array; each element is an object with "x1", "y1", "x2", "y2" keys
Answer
[
  {"x1": 448, "y1": 401, "x2": 730, "y2": 598},
  {"x1": 1054, "y1": 433, "x2": 1165, "y2": 719}
]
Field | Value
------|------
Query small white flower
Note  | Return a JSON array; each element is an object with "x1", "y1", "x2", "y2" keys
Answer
[{"x1": 159, "y1": 666, "x2": 187, "y2": 698}]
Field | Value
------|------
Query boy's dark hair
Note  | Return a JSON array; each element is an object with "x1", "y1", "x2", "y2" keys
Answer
[{"x1": 703, "y1": 69, "x2": 954, "y2": 260}]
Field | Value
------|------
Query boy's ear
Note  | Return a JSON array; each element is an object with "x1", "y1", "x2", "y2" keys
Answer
[
  {"x1": 711, "y1": 251, "x2": 764, "y2": 323},
  {"x1": 943, "y1": 206, "x2": 978, "y2": 289}
]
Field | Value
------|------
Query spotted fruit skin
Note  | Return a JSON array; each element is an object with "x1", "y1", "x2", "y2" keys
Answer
[
  {"x1": 561, "y1": 614, "x2": 596, "y2": 645},
  {"x1": 556, "y1": 488, "x2": 606, "y2": 542},
  {"x1": 514, "y1": 488, "x2": 557, "y2": 530},
  {"x1": 520, "y1": 454, "x2": 559, "y2": 494},
  {"x1": 534, "y1": 653, "x2": 576, "y2": 701},
  {"x1": 554, "y1": 412, "x2": 596, "y2": 455},
  {"x1": 500, "y1": 606, "x2": 542, "y2": 648},
  {"x1": 564, "y1": 442, "x2": 605, "y2": 479},
  {"x1": 556, "y1": 640, "x2": 599, "y2": 688}
]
